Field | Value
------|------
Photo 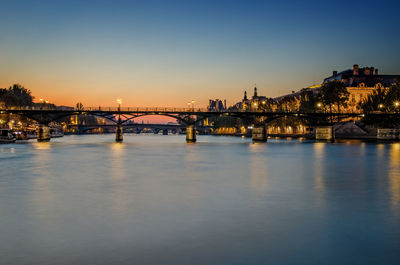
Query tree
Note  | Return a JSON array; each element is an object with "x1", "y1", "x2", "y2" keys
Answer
[
  {"x1": 0, "y1": 84, "x2": 34, "y2": 107},
  {"x1": 319, "y1": 80, "x2": 349, "y2": 113},
  {"x1": 258, "y1": 98, "x2": 275, "y2": 112},
  {"x1": 359, "y1": 87, "x2": 387, "y2": 113},
  {"x1": 277, "y1": 96, "x2": 298, "y2": 112},
  {"x1": 299, "y1": 88, "x2": 321, "y2": 113},
  {"x1": 76, "y1": 102, "x2": 84, "y2": 110},
  {"x1": 359, "y1": 81, "x2": 400, "y2": 127}
]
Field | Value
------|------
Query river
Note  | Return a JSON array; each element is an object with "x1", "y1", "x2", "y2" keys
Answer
[{"x1": 0, "y1": 135, "x2": 399, "y2": 265}]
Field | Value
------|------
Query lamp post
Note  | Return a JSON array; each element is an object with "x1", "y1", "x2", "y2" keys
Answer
[
  {"x1": 316, "y1": 102, "x2": 322, "y2": 113},
  {"x1": 117, "y1": 98, "x2": 122, "y2": 111},
  {"x1": 191, "y1": 100, "x2": 195, "y2": 111}
]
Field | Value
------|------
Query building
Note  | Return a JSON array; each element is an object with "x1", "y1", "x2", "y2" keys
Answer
[
  {"x1": 274, "y1": 64, "x2": 399, "y2": 112},
  {"x1": 323, "y1": 64, "x2": 399, "y2": 111},
  {"x1": 232, "y1": 86, "x2": 271, "y2": 111},
  {"x1": 208, "y1": 99, "x2": 227, "y2": 111}
]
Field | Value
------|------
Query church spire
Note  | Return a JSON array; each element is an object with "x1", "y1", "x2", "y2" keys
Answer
[
  {"x1": 253, "y1": 85, "x2": 258, "y2": 98},
  {"x1": 243, "y1": 90, "x2": 248, "y2": 101}
]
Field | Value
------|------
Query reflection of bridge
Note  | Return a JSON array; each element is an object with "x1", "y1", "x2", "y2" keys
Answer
[
  {"x1": 1, "y1": 106, "x2": 398, "y2": 142},
  {"x1": 68, "y1": 123, "x2": 211, "y2": 135}
]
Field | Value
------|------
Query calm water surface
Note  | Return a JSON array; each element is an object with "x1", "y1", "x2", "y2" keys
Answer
[{"x1": 0, "y1": 135, "x2": 399, "y2": 265}]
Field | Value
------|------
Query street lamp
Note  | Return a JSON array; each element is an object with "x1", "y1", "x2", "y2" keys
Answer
[
  {"x1": 187, "y1": 102, "x2": 191, "y2": 111},
  {"x1": 191, "y1": 100, "x2": 195, "y2": 111},
  {"x1": 117, "y1": 98, "x2": 122, "y2": 110},
  {"x1": 378, "y1": 104, "x2": 384, "y2": 109},
  {"x1": 395, "y1": 101, "x2": 399, "y2": 107}
]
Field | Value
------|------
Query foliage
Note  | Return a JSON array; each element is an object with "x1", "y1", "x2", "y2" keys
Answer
[
  {"x1": 76, "y1": 102, "x2": 84, "y2": 110},
  {"x1": 208, "y1": 116, "x2": 240, "y2": 128},
  {"x1": 360, "y1": 81, "x2": 400, "y2": 127},
  {"x1": 257, "y1": 98, "x2": 275, "y2": 112},
  {"x1": 299, "y1": 88, "x2": 321, "y2": 113},
  {"x1": 276, "y1": 96, "x2": 298, "y2": 112},
  {"x1": 319, "y1": 80, "x2": 349, "y2": 113},
  {"x1": 0, "y1": 84, "x2": 34, "y2": 107}
]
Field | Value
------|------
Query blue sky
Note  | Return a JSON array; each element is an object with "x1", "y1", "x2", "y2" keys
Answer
[{"x1": 0, "y1": 0, "x2": 399, "y2": 107}]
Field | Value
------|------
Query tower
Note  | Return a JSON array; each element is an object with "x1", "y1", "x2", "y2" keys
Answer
[
  {"x1": 243, "y1": 91, "x2": 248, "y2": 101},
  {"x1": 253, "y1": 86, "x2": 258, "y2": 98}
]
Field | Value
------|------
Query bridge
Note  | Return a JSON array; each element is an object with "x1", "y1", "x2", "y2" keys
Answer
[
  {"x1": 1, "y1": 106, "x2": 398, "y2": 142},
  {"x1": 68, "y1": 123, "x2": 211, "y2": 135}
]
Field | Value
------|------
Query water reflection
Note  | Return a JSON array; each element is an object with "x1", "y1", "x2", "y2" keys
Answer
[
  {"x1": 313, "y1": 143, "x2": 326, "y2": 204},
  {"x1": 31, "y1": 141, "x2": 56, "y2": 230},
  {"x1": 248, "y1": 143, "x2": 268, "y2": 193},
  {"x1": 109, "y1": 142, "x2": 130, "y2": 219},
  {"x1": 389, "y1": 143, "x2": 400, "y2": 215},
  {"x1": 110, "y1": 142, "x2": 126, "y2": 181},
  {"x1": 1, "y1": 135, "x2": 400, "y2": 265},
  {"x1": 32, "y1": 141, "x2": 52, "y2": 150}
]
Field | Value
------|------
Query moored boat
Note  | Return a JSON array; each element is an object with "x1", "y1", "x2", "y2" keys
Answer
[
  {"x1": 0, "y1": 129, "x2": 16, "y2": 144},
  {"x1": 50, "y1": 127, "x2": 64, "y2": 138}
]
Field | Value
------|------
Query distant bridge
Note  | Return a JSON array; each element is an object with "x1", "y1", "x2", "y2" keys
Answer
[
  {"x1": 68, "y1": 123, "x2": 211, "y2": 135},
  {"x1": 1, "y1": 106, "x2": 398, "y2": 142}
]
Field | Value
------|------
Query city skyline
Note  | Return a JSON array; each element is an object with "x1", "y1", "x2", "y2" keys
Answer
[{"x1": 1, "y1": 0, "x2": 400, "y2": 107}]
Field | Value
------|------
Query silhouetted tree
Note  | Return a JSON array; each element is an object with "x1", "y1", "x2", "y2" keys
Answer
[
  {"x1": 299, "y1": 88, "x2": 321, "y2": 113},
  {"x1": 258, "y1": 98, "x2": 275, "y2": 112},
  {"x1": 277, "y1": 96, "x2": 298, "y2": 112},
  {"x1": 360, "y1": 81, "x2": 400, "y2": 127},
  {"x1": 76, "y1": 102, "x2": 84, "y2": 110},
  {"x1": 319, "y1": 80, "x2": 349, "y2": 113},
  {"x1": 0, "y1": 84, "x2": 34, "y2": 107}
]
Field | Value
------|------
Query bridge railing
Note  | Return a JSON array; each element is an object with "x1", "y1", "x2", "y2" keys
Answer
[
  {"x1": 0, "y1": 105, "x2": 377, "y2": 114},
  {"x1": 82, "y1": 107, "x2": 212, "y2": 112}
]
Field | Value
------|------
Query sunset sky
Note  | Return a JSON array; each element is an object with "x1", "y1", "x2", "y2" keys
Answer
[{"x1": 1, "y1": 0, "x2": 400, "y2": 108}]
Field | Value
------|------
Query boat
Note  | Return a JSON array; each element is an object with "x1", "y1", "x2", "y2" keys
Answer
[
  {"x1": 0, "y1": 129, "x2": 16, "y2": 144},
  {"x1": 50, "y1": 127, "x2": 64, "y2": 138}
]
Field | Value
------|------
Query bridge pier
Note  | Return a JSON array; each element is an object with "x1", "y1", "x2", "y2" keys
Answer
[
  {"x1": 186, "y1": 125, "x2": 196, "y2": 143},
  {"x1": 315, "y1": 126, "x2": 334, "y2": 141},
  {"x1": 116, "y1": 125, "x2": 123, "y2": 142},
  {"x1": 37, "y1": 125, "x2": 51, "y2": 142},
  {"x1": 163, "y1": 129, "x2": 168, "y2": 135},
  {"x1": 252, "y1": 125, "x2": 267, "y2": 142}
]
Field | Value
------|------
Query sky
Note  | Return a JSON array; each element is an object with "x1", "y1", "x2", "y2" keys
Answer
[{"x1": 1, "y1": 0, "x2": 400, "y2": 108}]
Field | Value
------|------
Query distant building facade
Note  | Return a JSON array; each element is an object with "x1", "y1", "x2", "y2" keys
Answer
[
  {"x1": 208, "y1": 99, "x2": 226, "y2": 111},
  {"x1": 228, "y1": 65, "x2": 399, "y2": 136},
  {"x1": 273, "y1": 64, "x2": 399, "y2": 112},
  {"x1": 233, "y1": 86, "x2": 271, "y2": 111},
  {"x1": 323, "y1": 64, "x2": 399, "y2": 111}
]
